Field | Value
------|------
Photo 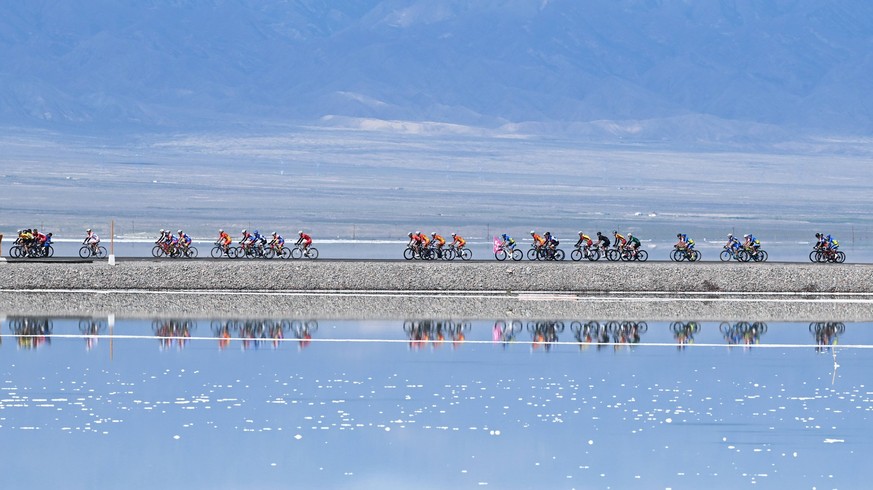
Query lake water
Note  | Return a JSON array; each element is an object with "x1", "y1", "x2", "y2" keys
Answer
[{"x1": 1, "y1": 316, "x2": 870, "y2": 489}]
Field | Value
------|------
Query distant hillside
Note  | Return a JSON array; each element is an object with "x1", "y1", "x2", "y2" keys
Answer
[{"x1": 1, "y1": 0, "x2": 872, "y2": 141}]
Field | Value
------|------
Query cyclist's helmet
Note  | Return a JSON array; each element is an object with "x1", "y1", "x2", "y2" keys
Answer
[
  {"x1": 727, "y1": 233, "x2": 732, "y2": 238},
  {"x1": 254, "y1": 230, "x2": 259, "y2": 234},
  {"x1": 86, "y1": 228, "x2": 92, "y2": 233},
  {"x1": 628, "y1": 233, "x2": 633, "y2": 238},
  {"x1": 744, "y1": 234, "x2": 750, "y2": 239},
  {"x1": 502, "y1": 234, "x2": 509, "y2": 240},
  {"x1": 242, "y1": 229, "x2": 247, "y2": 234},
  {"x1": 578, "y1": 231, "x2": 584, "y2": 235},
  {"x1": 597, "y1": 231, "x2": 603, "y2": 236},
  {"x1": 613, "y1": 230, "x2": 617, "y2": 235},
  {"x1": 408, "y1": 232, "x2": 414, "y2": 237},
  {"x1": 432, "y1": 232, "x2": 437, "y2": 237},
  {"x1": 530, "y1": 230, "x2": 535, "y2": 235},
  {"x1": 272, "y1": 232, "x2": 277, "y2": 236},
  {"x1": 218, "y1": 229, "x2": 223, "y2": 233},
  {"x1": 815, "y1": 233, "x2": 821, "y2": 238},
  {"x1": 298, "y1": 230, "x2": 304, "y2": 235},
  {"x1": 178, "y1": 230, "x2": 183, "y2": 234},
  {"x1": 677, "y1": 233, "x2": 682, "y2": 238},
  {"x1": 160, "y1": 229, "x2": 165, "y2": 233},
  {"x1": 451, "y1": 233, "x2": 457, "y2": 237}
]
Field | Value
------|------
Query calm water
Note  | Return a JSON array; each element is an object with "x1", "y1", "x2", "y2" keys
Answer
[{"x1": 1, "y1": 317, "x2": 871, "y2": 489}]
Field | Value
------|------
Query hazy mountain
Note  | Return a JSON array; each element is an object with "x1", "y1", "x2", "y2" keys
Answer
[{"x1": 1, "y1": 0, "x2": 872, "y2": 140}]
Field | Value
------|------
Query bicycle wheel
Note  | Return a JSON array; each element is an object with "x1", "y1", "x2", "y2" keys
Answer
[
  {"x1": 836, "y1": 251, "x2": 846, "y2": 263},
  {"x1": 636, "y1": 249, "x2": 648, "y2": 262},
  {"x1": 263, "y1": 247, "x2": 276, "y2": 259},
  {"x1": 620, "y1": 250, "x2": 631, "y2": 262},
  {"x1": 720, "y1": 250, "x2": 732, "y2": 262},
  {"x1": 736, "y1": 249, "x2": 749, "y2": 262},
  {"x1": 281, "y1": 247, "x2": 292, "y2": 259},
  {"x1": 403, "y1": 247, "x2": 414, "y2": 260},
  {"x1": 210, "y1": 246, "x2": 224, "y2": 258},
  {"x1": 759, "y1": 250, "x2": 768, "y2": 262},
  {"x1": 690, "y1": 250, "x2": 701, "y2": 262},
  {"x1": 96, "y1": 246, "x2": 107, "y2": 259},
  {"x1": 306, "y1": 248, "x2": 319, "y2": 259},
  {"x1": 554, "y1": 249, "x2": 565, "y2": 261},
  {"x1": 10, "y1": 245, "x2": 22, "y2": 258},
  {"x1": 460, "y1": 248, "x2": 472, "y2": 260},
  {"x1": 511, "y1": 249, "x2": 523, "y2": 261},
  {"x1": 588, "y1": 249, "x2": 600, "y2": 261},
  {"x1": 606, "y1": 249, "x2": 620, "y2": 261},
  {"x1": 495, "y1": 249, "x2": 508, "y2": 261},
  {"x1": 79, "y1": 246, "x2": 91, "y2": 258},
  {"x1": 526, "y1": 248, "x2": 537, "y2": 260},
  {"x1": 187, "y1": 246, "x2": 198, "y2": 258},
  {"x1": 444, "y1": 248, "x2": 456, "y2": 260},
  {"x1": 571, "y1": 249, "x2": 582, "y2": 261},
  {"x1": 809, "y1": 250, "x2": 819, "y2": 262}
]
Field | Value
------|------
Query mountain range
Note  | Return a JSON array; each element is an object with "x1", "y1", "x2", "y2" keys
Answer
[{"x1": 2, "y1": 0, "x2": 872, "y2": 141}]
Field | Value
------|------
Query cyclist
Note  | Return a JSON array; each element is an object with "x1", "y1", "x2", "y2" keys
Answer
[
  {"x1": 297, "y1": 230, "x2": 313, "y2": 253},
  {"x1": 416, "y1": 230, "x2": 430, "y2": 249},
  {"x1": 451, "y1": 233, "x2": 466, "y2": 250},
  {"x1": 217, "y1": 229, "x2": 231, "y2": 252},
  {"x1": 84, "y1": 228, "x2": 100, "y2": 255},
  {"x1": 177, "y1": 230, "x2": 192, "y2": 252},
  {"x1": 626, "y1": 233, "x2": 641, "y2": 257},
  {"x1": 407, "y1": 232, "x2": 421, "y2": 254},
  {"x1": 676, "y1": 233, "x2": 695, "y2": 252},
  {"x1": 613, "y1": 230, "x2": 627, "y2": 250},
  {"x1": 824, "y1": 233, "x2": 839, "y2": 251},
  {"x1": 32, "y1": 229, "x2": 46, "y2": 256},
  {"x1": 500, "y1": 233, "x2": 517, "y2": 251},
  {"x1": 575, "y1": 231, "x2": 593, "y2": 249},
  {"x1": 19, "y1": 229, "x2": 34, "y2": 255},
  {"x1": 270, "y1": 231, "x2": 285, "y2": 252},
  {"x1": 595, "y1": 231, "x2": 611, "y2": 251},
  {"x1": 725, "y1": 233, "x2": 741, "y2": 251},
  {"x1": 530, "y1": 230, "x2": 545, "y2": 252},
  {"x1": 743, "y1": 234, "x2": 761, "y2": 253},
  {"x1": 431, "y1": 232, "x2": 446, "y2": 257},
  {"x1": 41, "y1": 232, "x2": 53, "y2": 255}
]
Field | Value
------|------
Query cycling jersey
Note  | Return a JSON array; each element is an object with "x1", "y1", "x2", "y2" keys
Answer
[
  {"x1": 432, "y1": 234, "x2": 446, "y2": 246},
  {"x1": 532, "y1": 234, "x2": 545, "y2": 246},
  {"x1": 452, "y1": 235, "x2": 466, "y2": 247},
  {"x1": 614, "y1": 234, "x2": 627, "y2": 246},
  {"x1": 596, "y1": 235, "x2": 610, "y2": 248},
  {"x1": 628, "y1": 236, "x2": 641, "y2": 248},
  {"x1": 219, "y1": 232, "x2": 231, "y2": 245},
  {"x1": 298, "y1": 233, "x2": 312, "y2": 245},
  {"x1": 273, "y1": 235, "x2": 285, "y2": 246}
]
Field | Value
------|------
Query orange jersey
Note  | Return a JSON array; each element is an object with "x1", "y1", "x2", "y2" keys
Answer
[
  {"x1": 432, "y1": 234, "x2": 446, "y2": 246},
  {"x1": 532, "y1": 234, "x2": 545, "y2": 246},
  {"x1": 452, "y1": 235, "x2": 466, "y2": 247}
]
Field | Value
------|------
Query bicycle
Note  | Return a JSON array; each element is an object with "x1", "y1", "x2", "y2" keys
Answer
[
  {"x1": 494, "y1": 242, "x2": 522, "y2": 261},
  {"x1": 210, "y1": 241, "x2": 234, "y2": 258},
  {"x1": 737, "y1": 246, "x2": 768, "y2": 262},
  {"x1": 620, "y1": 247, "x2": 648, "y2": 262},
  {"x1": 671, "y1": 246, "x2": 701, "y2": 262},
  {"x1": 264, "y1": 242, "x2": 292, "y2": 259},
  {"x1": 445, "y1": 243, "x2": 472, "y2": 261},
  {"x1": 719, "y1": 245, "x2": 743, "y2": 262},
  {"x1": 809, "y1": 245, "x2": 845, "y2": 263},
  {"x1": 79, "y1": 243, "x2": 108, "y2": 259},
  {"x1": 291, "y1": 242, "x2": 319, "y2": 259},
  {"x1": 570, "y1": 245, "x2": 600, "y2": 261}
]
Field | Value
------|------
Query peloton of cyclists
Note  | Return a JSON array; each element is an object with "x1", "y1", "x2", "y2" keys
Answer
[{"x1": 815, "y1": 233, "x2": 838, "y2": 251}]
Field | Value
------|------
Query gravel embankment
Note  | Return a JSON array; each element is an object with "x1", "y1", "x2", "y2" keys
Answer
[
  {"x1": 0, "y1": 260, "x2": 871, "y2": 320},
  {"x1": 0, "y1": 260, "x2": 871, "y2": 292}
]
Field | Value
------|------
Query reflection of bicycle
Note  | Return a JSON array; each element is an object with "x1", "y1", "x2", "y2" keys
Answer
[
  {"x1": 493, "y1": 320, "x2": 522, "y2": 345},
  {"x1": 719, "y1": 322, "x2": 766, "y2": 346},
  {"x1": 671, "y1": 321, "x2": 700, "y2": 348},
  {"x1": 810, "y1": 322, "x2": 845, "y2": 352}
]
